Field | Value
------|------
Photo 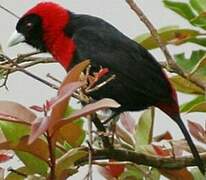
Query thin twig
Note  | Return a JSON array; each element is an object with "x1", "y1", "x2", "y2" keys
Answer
[
  {"x1": 0, "y1": 54, "x2": 58, "y2": 90},
  {"x1": 87, "y1": 116, "x2": 93, "y2": 180},
  {"x1": 125, "y1": 0, "x2": 184, "y2": 75},
  {"x1": 19, "y1": 68, "x2": 59, "y2": 90},
  {"x1": 46, "y1": 132, "x2": 56, "y2": 180},
  {"x1": 17, "y1": 51, "x2": 42, "y2": 60},
  {"x1": 47, "y1": 73, "x2": 62, "y2": 84},
  {"x1": 0, "y1": 4, "x2": 19, "y2": 18},
  {"x1": 8, "y1": 168, "x2": 27, "y2": 177},
  {"x1": 86, "y1": 139, "x2": 93, "y2": 180},
  {"x1": 125, "y1": 0, "x2": 206, "y2": 91},
  {"x1": 0, "y1": 70, "x2": 9, "y2": 90},
  {"x1": 85, "y1": 75, "x2": 116, "y2": 93}
]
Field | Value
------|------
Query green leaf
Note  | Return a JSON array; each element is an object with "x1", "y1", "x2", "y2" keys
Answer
[
  {"x1": 135, "y1": 26, "x2": 199, "y2": 49},
  {"x1": 180, "y1": 95, "x2": 206, "y2": 113},
  {"x1": 188, "y1": 37, "x2": 206, "y2": 47},
  {"x1": 134, "y1": 108, "x2": 154, "y2": 150},
  {"x1": 190, "y1": 14, "x2": 206, "y2": 29},
  {"x1": 119, "y1": 165, "x2": 145, "y2": 180},
  {"x1": 24, "y1": 175, "x2": 46, "y2": 180},
  {"x1": 190, "y1": 167, "x2": 205, "y2": 180},
  {"x1": 169, "y1": 75, "x2": 205, "y2": 95},
  {"x1": 190, "y1": 0, "x2": 206, "y2": 13},
  {"x1": 0, "y1": 121, "x2": 29, "y2": 142},
  {"x1": 56, "y1": 148, "x2": 87, "y2": 178},
  {"x1": 175, "y1": 50, "x2": 206, "y2": 86},
  {"x1": 163, "y1": 0, "x2": 196, "y2": 20},
  {"x1": 16, "y1": 152, "x2": 48, "y2": 176},
  {"x1": 175, "y1": 50, "x2": 206, "y2": 72},
  {"x1": 0, "y1": 121, "x2": 48, "y2": 175},
  {"x1": 146, "y1": 168, "x2": 160, "y2": 180}
]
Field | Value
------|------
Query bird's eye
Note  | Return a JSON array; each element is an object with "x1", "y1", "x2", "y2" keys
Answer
[{"x1": 26, "y1": 22, "x2": 33, "y2": 30}]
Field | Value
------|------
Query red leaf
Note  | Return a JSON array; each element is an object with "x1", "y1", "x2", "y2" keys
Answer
[
  {"x1": 152, "y1": 144, "x2": 170, "y2": 157},
  {"x1": 0, "y1": 153, "x2": 13, "y2": 163},
  {"x1": 28, "y1": 82, "x2": 85, "y2": 144},
  {"x1": 95, "y1": 68, "x2": 109, "y2": 79},
  {"x1": 188, "y1": 120, "x2": 206, "y2": 144},
  {"x1": 28, "y1": 117, "x2": 49, "y2": 144},
  {"x1": 30, "y1": 105, "x2": 44, "y2": 112},
  {"x1": 52, "y1": 98, "x2": 120, "y2": 136},
  {"x1": 105, "y1": 160, "x2": 125, "y2": 177},
  {"x1": 152, "y1": 144, "x2": 193, "y2": 179},
  {"x1": 161, "y1": 169, "x2": 193, "y2": 180},
  {"x1": 98, "y1": 166, "x2": 115, "y2": 180},
  {"x1": 120, "y1": 112, "x2": 135, "y2": 133},
  {"x1": 59, "y1": 60, "x2": 90, "y2": 89},
  {"x1": 0, "y1": 101, "x2": 36, "y2": 125},
  {"x1": 154, "y1": 131, "x2": 173, "y2": 142},
  {"x1": 49, "y1": 60, "x2": 90, "y2": 133},
  {"x1": 49, "y1": 81, "x2": 85, "y2": 132}
]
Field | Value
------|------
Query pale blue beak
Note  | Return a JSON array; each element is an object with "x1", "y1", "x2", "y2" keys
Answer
[{"x1": 7, "y1": 30, "x2": 25, "y2": 47}]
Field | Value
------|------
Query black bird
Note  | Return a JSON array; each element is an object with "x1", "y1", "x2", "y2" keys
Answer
[{"x1": 7, "y1": 2, "x2": 205, "y2": 173}]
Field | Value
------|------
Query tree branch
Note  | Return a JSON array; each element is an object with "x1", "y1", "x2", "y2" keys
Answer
[
  {"x1": 125, "y1": 0, "x2": 206, "y2": 90},
  {"x1": 77, "y1": 148, "x2": 206, "y2": 170}
]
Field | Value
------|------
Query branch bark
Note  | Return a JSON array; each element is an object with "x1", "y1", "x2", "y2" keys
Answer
[
  {"x1": 125, "y1": 0, "x2": 206, "y2": 90},
  {"x1": 77, "y1": 148, "x2": 206, "y2": 170}
]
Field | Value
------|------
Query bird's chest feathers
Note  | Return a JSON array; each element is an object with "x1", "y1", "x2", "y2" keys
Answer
[{"x1": 44, "y1": 31, "x2": 76, "y2": 69}]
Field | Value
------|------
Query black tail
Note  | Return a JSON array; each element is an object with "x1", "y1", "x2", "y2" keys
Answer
[{"x1": 173, "y1": 115, "x2": 205, "y2": 174}]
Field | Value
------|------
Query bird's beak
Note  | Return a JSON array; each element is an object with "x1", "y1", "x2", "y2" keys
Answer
[{"x1": 7, "y1": 30, "x2": 25, "y2": 47}]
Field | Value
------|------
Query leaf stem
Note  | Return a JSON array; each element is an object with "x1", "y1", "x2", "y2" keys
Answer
[{"x1": 46, "y1": 132, "x2": 56, "y2": 180}]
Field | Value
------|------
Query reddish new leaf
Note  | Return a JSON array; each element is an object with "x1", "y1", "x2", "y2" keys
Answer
[
  {"x1": 30, "y1": 105, "x2": 44, "y2": 112},
  {"x1": 0, "y1": 153, "x2": 13, "y2": 163},
  {"x1": 52, "y1": 98, "x2": 120, "y2": 136},
  {"x1": 28, "y1": 82, "x2": 84, "y2": 144},
  {"x1": 105, "y1": 160, "x2": 125, "y2": 177},
  {"x1": 154, "y1": 131, "x2": 173, "y2": 142},
  {"x1": 49, "y1": 81, "x2": 85, "y2": 133},
  {"x1": 59, "y1": 60, "x2": 90, "y2": 89},
  {"x1": 120, "y1": 112, "x2": 135, "y2": 133},
  {"x1": 161, "y1": 169, "x2": 193, "y2": 180},
  {"x1": 28, "y1": 117, "x2": 49, "y2": 144},
  {"x1": 0, "y1": 101, "x2": 36, "y2": 125},
  {"x1": 188, "y1": 120, "x2": 206, "y2": 144},
  {"x1": 98, "y1": 166, "x2": 116, "y2": 180},
  {"x1": 48, "y1": 60, "x2": 90, "y2": 134},
  {"x1": 152, "y1": 145, "x2": 193, "y2": 179},
  {"x1": 152, "y1": 144, "x2": 171, "y2": 157}
]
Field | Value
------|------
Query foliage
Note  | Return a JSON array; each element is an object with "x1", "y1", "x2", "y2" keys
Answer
[{"x1": 0, "y1": 0, "x2": 206, "y2": 179}]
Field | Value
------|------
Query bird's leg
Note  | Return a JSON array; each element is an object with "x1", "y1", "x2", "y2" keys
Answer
[
  {"x1": 102, "y1": 112, "x2": 120, "y2": 145},
  {"x1": 103, "y1": 111, "x2": 120, "y2": 124},
  {"x1": 110, "y1": 115, "x2": 120, "y2": 145}
]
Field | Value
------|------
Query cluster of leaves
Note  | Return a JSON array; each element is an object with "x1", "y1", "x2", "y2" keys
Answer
[{"x1": 0, "y1": 61, "x2": 120, "y2": 179}]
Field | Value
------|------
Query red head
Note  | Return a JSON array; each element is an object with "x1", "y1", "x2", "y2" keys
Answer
[{"x1": 8, "y1": 2, "x2": 76, "y2": 69}]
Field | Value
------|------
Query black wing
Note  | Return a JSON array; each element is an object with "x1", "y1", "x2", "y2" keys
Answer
[{"x1": 68, "y1": 14, "x2": 173, "y2": 109}]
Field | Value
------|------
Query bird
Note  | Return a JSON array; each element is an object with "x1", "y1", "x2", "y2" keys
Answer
[{"x1": 7, "y1": 2, "x2": 205, "y2": 173}]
